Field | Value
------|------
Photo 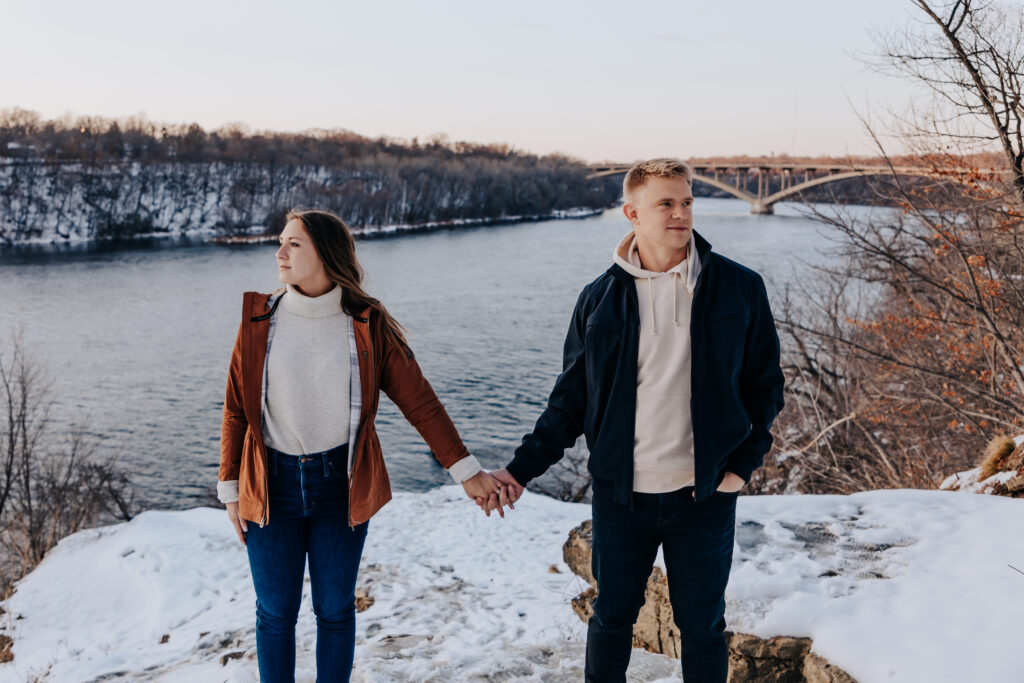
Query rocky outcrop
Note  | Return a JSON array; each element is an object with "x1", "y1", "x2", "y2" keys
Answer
[
  {"x1": 940, "y1": 437, "x2": 1024, "y2": 497},
  {"x1": 564, "y1": 520, "x2": 856, "y2": 682}
]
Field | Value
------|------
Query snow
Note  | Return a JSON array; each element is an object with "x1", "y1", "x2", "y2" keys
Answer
[{"x1": 2, "y1": 487, "x2": 1024, "y2": 682}]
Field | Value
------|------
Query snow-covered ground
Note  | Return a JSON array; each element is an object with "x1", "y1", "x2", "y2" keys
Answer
[{"x1": 2, "y1": 486, "x2": 1023, "y2": 682}]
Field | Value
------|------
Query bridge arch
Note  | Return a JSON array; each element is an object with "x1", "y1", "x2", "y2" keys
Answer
[
  {"x1": 762, "y1": 170, "x2": 893, "y2": 208},
  {"x1": 587, "y1": 165, "x2": 939, "y2": 214},
  {"x1": 588, "y1": 166, "x2": 763, "y2": 212},
  {"x1": 690, "y1": 174, "x2": 757, "y2": 205}
]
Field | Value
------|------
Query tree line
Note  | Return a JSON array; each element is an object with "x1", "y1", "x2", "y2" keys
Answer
[{"x1": 0, "y1": 110, "x2": 622, "y2": 242}]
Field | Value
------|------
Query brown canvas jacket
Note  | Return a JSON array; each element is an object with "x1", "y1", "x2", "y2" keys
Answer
[{"x1": 218, "y1": 291, "x2": 471, "y2": 526}]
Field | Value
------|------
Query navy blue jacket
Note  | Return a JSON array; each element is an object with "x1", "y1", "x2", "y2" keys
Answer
[{"x1": 507, "y1": 231, "x2": 785, "y2": 504}]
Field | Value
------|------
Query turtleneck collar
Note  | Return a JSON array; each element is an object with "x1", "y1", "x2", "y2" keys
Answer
[{"x1": 281, "y1": 283, "x2": 345, "y2": 319}]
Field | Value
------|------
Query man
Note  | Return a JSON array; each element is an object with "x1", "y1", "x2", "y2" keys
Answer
[{"x1": 489, "y1": 158, "x2": 785, "y2": 682}]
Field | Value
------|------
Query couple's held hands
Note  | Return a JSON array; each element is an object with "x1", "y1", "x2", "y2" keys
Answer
[
  {"x1": 485, "y1": 469, "x2": 524, "y2": 517},
  {"x1": 461, "y1": 469, "x2": 524, "y2": 518},
  {"x1": 461, "y1": 470, "x2": 513, "y2": 518}
]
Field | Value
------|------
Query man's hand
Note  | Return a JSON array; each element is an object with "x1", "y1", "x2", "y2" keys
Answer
[
  {"x1": 226, "y1": 502, "x2": 248, "y2": 545},
  {"x1": 461, "y1": 471, "x2": 508, "y2": 516},
  {"x1": 490, "y1": 469, "x2": 524, "y2": 499},
  {"x1": 692, "y1": 471, "x2": 746, "y2": 498},
  {"x1": 716, "y1": 471, "x2": 745, "y2": 493}
]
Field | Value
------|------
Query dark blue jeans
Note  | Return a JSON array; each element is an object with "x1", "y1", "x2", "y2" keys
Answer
[
  {"x1": 245, "y1": 444, "x2": 367, "y2": 683},
  {"x1": 585, "y1": 487, "x2": 737, "y2": 683}
]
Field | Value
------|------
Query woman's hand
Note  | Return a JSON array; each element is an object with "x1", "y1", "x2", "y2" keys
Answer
[{"x1": 226, "y1": 502, "x2": 248, "y2": 545}]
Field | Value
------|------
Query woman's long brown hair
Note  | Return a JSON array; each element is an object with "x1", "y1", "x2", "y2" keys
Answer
[{"x1": 286, "y1": 209, "x2": 408, "y2": 352}]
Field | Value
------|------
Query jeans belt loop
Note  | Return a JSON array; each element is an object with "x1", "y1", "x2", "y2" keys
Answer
[
  {"x1": 323, "y1": 451, "x2": 331, "y2": 478},
  {"x1": 271, "y1": 448, "x2": 278, "y2": 476}
]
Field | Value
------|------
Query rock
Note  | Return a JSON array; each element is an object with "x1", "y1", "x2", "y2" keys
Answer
[
  {"x1": 940, "y1": 438, "x2": 1024, "y2": 498},
  {"x1": 562, "y1": 520, "x2": 594, "y2": 585},
  {"x1": 0, "y1": 633, "x2": 11, "y2": 663},
  {"x1": 804, "y1": 651, "x2": 858, "y2": 683},
  {"x1": 354, "y1": 586, "x2": 374, "y2": 612},
  {"x1": 564, "y1": 520, "x2": 857, "y2": 682},
  {"x1": 220, "y1": 650, "x2": 245, "y2": 666}
]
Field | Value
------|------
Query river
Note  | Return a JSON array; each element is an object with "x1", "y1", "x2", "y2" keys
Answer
[{"x1": 0, "y1": 198, "x2": 866, "y2": 510}]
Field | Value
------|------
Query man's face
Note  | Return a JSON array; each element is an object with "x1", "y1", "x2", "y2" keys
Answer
[{"x1": 623, "y1": 176, "x2": 693, "y2": 254}]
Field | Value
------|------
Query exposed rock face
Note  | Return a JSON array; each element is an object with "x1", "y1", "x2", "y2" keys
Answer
[
  {"x1": 564, "y1": 520, "x2": 856, "y2": 683},
  {"x1": 940, "y1": 440, "x2": 1024, "y2": 497}
]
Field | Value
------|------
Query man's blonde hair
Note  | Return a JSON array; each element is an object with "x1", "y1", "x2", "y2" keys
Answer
[{"x1": 623, "y1": 158, "x2": 692, "y2": 203}]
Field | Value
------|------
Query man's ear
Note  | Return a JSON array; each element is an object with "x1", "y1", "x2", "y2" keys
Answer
[{"x1": 622, "y1": 203, "x2": 638, "y2": 223}]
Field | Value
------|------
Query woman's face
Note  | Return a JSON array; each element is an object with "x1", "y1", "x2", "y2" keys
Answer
[{"x1": 276, "y1": 219, "x2": 329, "y2": 294}]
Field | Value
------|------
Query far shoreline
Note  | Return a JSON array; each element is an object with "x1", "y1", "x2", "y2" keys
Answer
[
  {"x1": 0, "y1": 207, "x2": 607, "y2": 251},
  {"x1": 209, "y1": 207, "x2": 606, "y2": 245}
]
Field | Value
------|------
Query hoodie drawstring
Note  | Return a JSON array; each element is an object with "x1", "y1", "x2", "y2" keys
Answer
[
  {"x1": 647, "y1": 277, "x2": 657, "y2": 335},
  {"x1": 672, "y1": 272, "x2": 680, "y2": 327},
  {"x1": 649, "y1": 273, "x2": 684, "y2": 333}
]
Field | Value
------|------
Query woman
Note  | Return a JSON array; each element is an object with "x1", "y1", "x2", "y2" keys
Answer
[{"x1": 217, "y1": 209, "x2": 506, "y2": 682}]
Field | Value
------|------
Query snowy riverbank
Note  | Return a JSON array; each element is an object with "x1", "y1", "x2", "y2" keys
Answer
[
  {"x1": 2, "y1": 486, "x2": 1023, "y2": 682},
  {"x1": 209, "y1": 208, "x2": 605, "y2": 245}
]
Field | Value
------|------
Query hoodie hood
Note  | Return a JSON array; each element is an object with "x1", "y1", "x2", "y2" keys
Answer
[{"x1": 612, "y1": 231, "x2": 700, "y2": 296}]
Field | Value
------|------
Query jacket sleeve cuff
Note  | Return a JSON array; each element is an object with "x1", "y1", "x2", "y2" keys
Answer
[
  {"x1": 217, "y1": 480, "x2": 240, "y2": 504},
  {"x1": 447, "y1": 455, "x2": 483, "y2": 484},
  {"x1": 505, "y1": 458, "x2": 534, "y2": 488},
  {"x1": 726, "y1": 450, "x2": 759, "y2": 483}
]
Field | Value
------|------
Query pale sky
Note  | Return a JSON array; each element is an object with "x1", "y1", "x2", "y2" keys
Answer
[{"x1": 1, "y1": 0, "x2": 924, "y2": 162}]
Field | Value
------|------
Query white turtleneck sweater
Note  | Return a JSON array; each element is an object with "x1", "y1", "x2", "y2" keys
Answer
[
  {"x1": 612, "y1": 232, "x2": 701, "y2": 494},
  {"x1": 263, "y1": 284, "x2": 353, "y2": 455}
]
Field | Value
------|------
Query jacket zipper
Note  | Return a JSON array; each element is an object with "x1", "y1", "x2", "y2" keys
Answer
[
  {"x1": 349, "y1": 321, "x2": 373, "y2": 528},
  {"x1": 625, "y1": 286, "x2": 640, "y2": 512},
  {"x1": 253, "y1": 293, "x2": 282, "y2": 528},
  {"x1": 688, "y1": 257, "x2": 708, "y2": 500},
  {"x1": 258, "y1": 439, "x2": 269, "y2": 527}
]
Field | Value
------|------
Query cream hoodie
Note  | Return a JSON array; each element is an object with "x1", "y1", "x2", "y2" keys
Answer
[{"x1": 612, "y1": 231, "x2": 701, "y2": 493}]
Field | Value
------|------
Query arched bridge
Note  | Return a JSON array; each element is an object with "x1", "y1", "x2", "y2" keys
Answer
[{"x1": 588, "y1": 163, "x2": 945, "y2": 214}]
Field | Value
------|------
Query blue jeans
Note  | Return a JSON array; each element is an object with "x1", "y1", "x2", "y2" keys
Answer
[
  {"x1": 245, "y1": 444, "x2": 367, "y2": 683},
  {"x1": 585, "y1": 487, "x2": 737, "y2": 683}
]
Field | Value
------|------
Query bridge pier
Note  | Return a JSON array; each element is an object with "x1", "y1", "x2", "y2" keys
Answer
[{"x1": 750, "y1": 200, "x2": 774, "y2": 215}]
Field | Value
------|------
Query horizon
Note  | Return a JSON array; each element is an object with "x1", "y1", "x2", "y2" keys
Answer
[
  {"x1": 8, "y1": 104, "x2": 1005, "y2": 168},
  {"x1": 1, "y1": 0, "x2": 925, "y2": 163}
]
